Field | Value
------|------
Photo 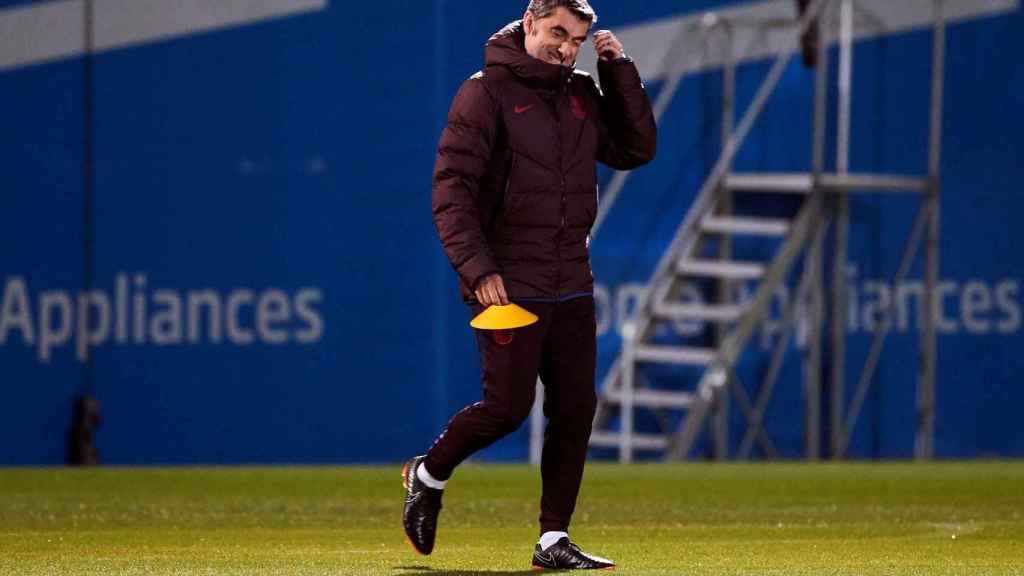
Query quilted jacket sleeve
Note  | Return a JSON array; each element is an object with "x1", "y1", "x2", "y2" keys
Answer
[
  {"x1": 432, "y1": 77, "x2": 500, "y2": 290},
  {"x1": 595, "y1": 57, "x2": 657, "y2": 170}
]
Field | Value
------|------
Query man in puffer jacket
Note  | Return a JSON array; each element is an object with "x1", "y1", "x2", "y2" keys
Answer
[{"x1": 403, "y1": 1, "x2": 656, "y2": 570}]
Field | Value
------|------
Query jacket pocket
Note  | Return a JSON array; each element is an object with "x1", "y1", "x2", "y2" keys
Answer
[
  {"x1": 498, "y1": 152, "x2": 526, "y2": 223},
  {"x1": 503, "y1": 152, "x2": 518, "y2": 201}
]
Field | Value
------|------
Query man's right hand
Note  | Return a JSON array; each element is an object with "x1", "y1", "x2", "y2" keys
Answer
[{"x1": 475, "y1": 274, "x2": 509, "y2": 306}]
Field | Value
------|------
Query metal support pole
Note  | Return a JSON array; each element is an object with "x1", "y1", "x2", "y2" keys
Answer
[
  {"x1": 830, "y1": 0, "x2": 853, "y2": 459},
  {"x1": 836, "y1": 0, "x2": 853, "y2": 174},
  {"x1": 712, "y1": 24, "x2": 736, "y2": 461},
  {"x1": 804, "y1": 223, "x2": 826, "y2": 461},
  {"x1": 620, "y1": 323, "x2": 637, "y2": 463},
  {"x1": 811, "y1": 2, "x2": 830, "y2": 177},
  {"x1": 720, "y1": 22, "x2": 736, "y2": 198},
  {"x1": 918, "y1": 0, "x2": 945, "y2": 461},
  {"x1": 81, "y1": 0, "x2": 97, "y2": 393},
  {"x1": 805, "y1": 0, "x2": 831, "y2": 461}
]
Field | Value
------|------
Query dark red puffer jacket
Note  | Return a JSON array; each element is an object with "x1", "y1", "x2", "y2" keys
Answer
[{"x1": 432, "y1": 21, "x2": 656, "y2": 302}]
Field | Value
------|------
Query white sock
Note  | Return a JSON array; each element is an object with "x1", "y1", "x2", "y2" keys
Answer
[
  {"x1": 416, "y1": 462, "x2": 447, "y2": 490},
  {"x1": 538, "y1": 531, "x2": 569, "y2": 550}
]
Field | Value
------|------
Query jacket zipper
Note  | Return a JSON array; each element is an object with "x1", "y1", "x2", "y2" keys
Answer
[{"x1": 555, "y1": 73, "x2": 569, "y2": 301}]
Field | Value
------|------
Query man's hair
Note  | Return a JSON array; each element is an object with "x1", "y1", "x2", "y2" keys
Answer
[{"x1": 527, "y1": 0, "x2": 598, "y2": 26}]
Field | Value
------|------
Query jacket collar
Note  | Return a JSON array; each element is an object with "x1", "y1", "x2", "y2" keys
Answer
[{"x1": 484, "y1": 21, "x2": 572, "y2": 89}]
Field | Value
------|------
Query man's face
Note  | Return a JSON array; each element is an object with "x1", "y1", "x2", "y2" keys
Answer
[{"x1": 523, "y1": 7, "x2": 590, "y2": 67}]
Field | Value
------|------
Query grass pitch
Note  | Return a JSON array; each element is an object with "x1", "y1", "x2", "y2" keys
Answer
[{"x1": 1, "y1": 462, "x2": 1022, "y2": 575}]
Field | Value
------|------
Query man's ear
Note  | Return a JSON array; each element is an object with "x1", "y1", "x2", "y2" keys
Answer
[{"x1": 523, "y1": 10, "x2": 534, "y2": 34}]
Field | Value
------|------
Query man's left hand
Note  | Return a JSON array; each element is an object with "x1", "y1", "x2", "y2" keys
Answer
[{"x1": 593, "y1": 30, "x2": 625, "y2": 61}]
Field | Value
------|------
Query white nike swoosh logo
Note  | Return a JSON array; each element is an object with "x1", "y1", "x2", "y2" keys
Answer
[{"x1": 535, "y1": 550, "x2": 555, "y2": 565}]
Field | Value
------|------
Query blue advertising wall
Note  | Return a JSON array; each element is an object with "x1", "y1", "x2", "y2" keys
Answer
[{"x1": 1, "y1": 0, "x2": 1021, "y2": 464}]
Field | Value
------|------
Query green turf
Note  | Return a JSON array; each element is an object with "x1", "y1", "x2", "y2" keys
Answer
[{"x1": 1, "y1": 462, "x2": 1022, "y2": 575}]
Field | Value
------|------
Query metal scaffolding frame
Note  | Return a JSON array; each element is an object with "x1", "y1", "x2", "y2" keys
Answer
[{"x1": 541, "y1": 0, "x2": 949, "y2": 462}]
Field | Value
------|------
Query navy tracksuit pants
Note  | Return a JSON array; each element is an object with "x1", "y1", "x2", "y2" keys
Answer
[{"x1": 424, "y1": 296, "x2": 597, "y2": 534}]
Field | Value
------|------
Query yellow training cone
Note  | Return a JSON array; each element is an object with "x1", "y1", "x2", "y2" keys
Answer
[{"x1": 470, "y1": 303, "x2": 539, "y2": 330}]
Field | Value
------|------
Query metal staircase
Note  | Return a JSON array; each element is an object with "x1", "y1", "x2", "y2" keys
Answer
[
  {"x1": 587, "y1": 0, "x2": 945, "y2": 461},
  {"x1": 589, "y1": 175, "x2": 827, "y2": 461}
]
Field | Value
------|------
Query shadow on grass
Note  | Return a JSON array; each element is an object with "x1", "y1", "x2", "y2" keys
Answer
[{"x1": 394, "y1": 567, "x2": 540, "y2": 575}]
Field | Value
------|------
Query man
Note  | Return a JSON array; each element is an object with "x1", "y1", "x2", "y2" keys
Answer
[{"x1": 404, "y1": 0, "x2": 656, "y2": 570}]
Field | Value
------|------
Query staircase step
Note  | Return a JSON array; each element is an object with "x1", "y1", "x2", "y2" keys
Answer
[
  {"x1": 702, "y1": 215, "x2": 790, "y2": 236},
  {"x1": 677, "y1": 259, "x2": 766, "y2": 280},
  {"x1": 821, "y1": 173, "x2": 930, "y2": 193},
  {"x1": 633, "y1": 344, "x2": 716, "y2": 366},
  {"x1": 653, "y1": 301, "x2": 746, "y2": 322},
  {"x1": 603, "y1": 389, "x2": 694, "y2": 409},
  {"x1": 589, "y1": 431, "x2": 668, "y2": 450},
  {"x1": 725, "y1": 172, "x2": 813, "y2": 194}
]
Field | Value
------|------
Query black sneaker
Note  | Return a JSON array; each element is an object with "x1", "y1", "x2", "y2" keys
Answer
[
  {"x1": 532, "y1": 537, "x2": 615, "y2": 570},
  {"x1": 401, "y1": 455, "x2": 443, "y2": 555}
]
